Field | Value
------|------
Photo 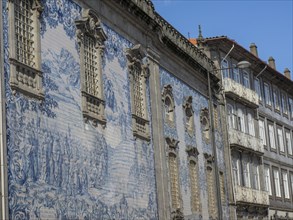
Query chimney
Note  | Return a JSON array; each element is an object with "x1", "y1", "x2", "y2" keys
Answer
[
  {"x1": 250, "y1": 43, "x2": 258, "y2": 57},
  {"x1": 284, "y1": 68, "x2": 291, "y2": 79},
  {"x1": 268, "y1": 56, "x2": 276, "y2": 69}
]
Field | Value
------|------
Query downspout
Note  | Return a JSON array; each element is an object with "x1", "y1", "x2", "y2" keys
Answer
[
  {"x1": 207, "y1": 70, "x2": 222, "y2": 220},
  {"x1": 0, "y1": 0, "x2": 9, "y2": 218}
]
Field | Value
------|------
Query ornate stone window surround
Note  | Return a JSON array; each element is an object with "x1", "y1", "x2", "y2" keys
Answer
[
  {"x1": 8, "y1": 0, "x2": 44, "y2": 99},
  {"x1": 126, "y1": 44, "x2": 150, "y2": 141},
  {"x1": 200, "y1": 107, "x2": 210, "y2": 143},
  {"x1": 183, "y1": 96, "x2": 195, "y2": 136},
  {"x1": 162, "y1": 84, "x2": 175, "y2": 126},
  {"x1": 76, "y1": 9, "x2": 107, "y2": 126},
  {"x1": 165, "y1": 137, "x2": 183, "y2": 219},
  {"x1": 186, "y1": 146, "x2": 201, "y2": 214}
]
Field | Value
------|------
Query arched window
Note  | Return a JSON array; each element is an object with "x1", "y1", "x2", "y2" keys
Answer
[{"x1": 162, "y1": 85, "x2": 175, "y2": 126}]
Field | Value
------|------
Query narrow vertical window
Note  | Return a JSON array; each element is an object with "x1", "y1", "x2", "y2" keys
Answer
[
  {"x1": 165, "y1": 137, "x2": 182, "y2": 219},
  {"x1": 237, "y1": 108, "x2": 246, "y2": 133},
  {"x1": 259, "y1": 119, "x2": 267, "y2": 146},
  {"x1": 281, "y1": 93, "x2": 288, "y2": 115},
  {"x1": 76, "y1": 9, "x2": 107, "y2": 126},
  {"x1": 8, "y1": 0, "x2": 44, "y2": 99},
  {"x1": 243, "y1": 155, "x2": 251, "y2": 188},
  {"x1": 264, "y1": 166, "x2": 272, "y2": 195},
  {"x1": 232, "y1": 152, "x2": 241, "y2": 186},
  {"x1": 277, "y1": 127, "x2": 284, "y2": 152},
  {"x1": 126, "y1": 44, "x2": 150, "y2": 141},
  {"x1": 186, "y1": 146, "x2": 200, "y2": 214},
  {"x1": 221, "y1": 59, "x2": 229, "y2": 79},
  {"x1": 252, "y1": 157, "x2": 260, "y2": 190},
  {"x1": 289, "y1": 97, "x2": 293, "y2": 119},
  {"x1": 233, "y1": 64, "x2": 240, "y2": 83},
  {"x1": 290, "y1": 173, "x2": 293, "y2": 197},
  {"x1": 273, "y1": 169, "x2": 281, "y2": 197},
  {"x1": 273, "y1": 88, "x2": 280, "y2": 111},
  {"x1": 264, "y1": 83, "x2": 271, "y2": 106},
  {"x1": 242, "y1": 71, "x2": 250, "y2": 88},
  {"x1": 162, "y1": 85, "x2": 175, "y2": 126},
  {"x1": 282, "y1": 171, "x2": 290, "y2": 199},
  {"x1": 227, "y1": 104, "x2": 235, "y2": 129},
  {"x1": 247, "y1": 111, "x2": 255, "y2": 136},
  {"x1": 204, "y1": 153, "x2": 217, "y2": 219},
  {"x1": 183, "y1": 96, "x2": 194, "y2": 136},
  {"x1": 254, "y1": 78, "x2": 261, "y2": 101},
  {"x1": 285, "y1": 130, "x2": 292, "y2": 155},
  {"x1": 268, "y1": 124, "x2": 276, "y2": 150}
]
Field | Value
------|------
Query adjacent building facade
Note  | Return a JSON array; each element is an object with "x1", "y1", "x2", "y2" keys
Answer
[
  {"x1": 197, "y1": 35, "x2": 293, "y2": 219},
  {"x1": 0, "y1": 0, "x2": 231, "y2": 219}
]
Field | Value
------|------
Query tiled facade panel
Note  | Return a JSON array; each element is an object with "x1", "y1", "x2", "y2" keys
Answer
[
  {"x1": 3, "y1": 0, "x2": 157, "y2": 219},
  {"x1": 160, "y1": 69, "x2": 228, "y2": 219}
]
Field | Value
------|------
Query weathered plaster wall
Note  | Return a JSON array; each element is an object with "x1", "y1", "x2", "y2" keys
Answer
[{"x1": 3, "y1": 0, "x2": 158, "y2": 219}]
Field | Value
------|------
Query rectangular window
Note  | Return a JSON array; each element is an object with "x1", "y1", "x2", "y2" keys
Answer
[
  {"x1": 221, "y1": 59, "x2": 229, "y2": 79},
  {"x1": 233, "y1": 64, "x2": 240, "y2": 83},
  {"x1": 237, "y1": 108, "x2": 246, "y2": 133},
  {"x1": 8, "y1": 0, "x2": 44, "y2": 99},
  {"x1": 290, "y1": 173, "x2": 293, "y2": 197},
  {"x1": 259, "y1": 119, "x2": 266, "y2": 146},
  {"x1": 289, "y1": 97, "x2": 293, "y2": 119},
  {"x1": 268, "y1": 124, "x2": 276, "y2": 150},
  {"x1": 273, "y1": 169, "x2": 281, "y2": 197},
  {"x1": 247, "y1": 112, "x2": 255, "y2": 136},
  {"x1": 282, "y1": 171, "x2": 290, "y2": 199},
  {"x1": 273, "y1": 88, "x2": 280, "y2": 111},
  {"x1": 243, "y1": 156, "x2": 250, "y2": 188},
  {"x1": 232, "y1": 154, "x2": 241, "y2": 186},
  {"x1": 281, "y1": 93, "x2": 288, "y2": 115},
  {"x1": 264, "y1": 166, "x2": 272, "y2": 195},
  {"x1": 243, "y1": 71, "x2": 250, "y2": 88},
  {"x1": 227, "y1": 104, "x2": 235, "y2": 129},
  {"x1": 254, "y1": 78, "x2": 262, "y2": 101},
  {"x1": 252, "y1": 158, "x2": 260, "y2": 190},
  {"x1": 264, "y1": 83, "x2": 271, "y2": 106},
  {"x1": 286, "y1": 131, "x2": 293, "y2": 155},
  {"x1": 277, "y1": 127, "x2": 285, "y2": 152}
]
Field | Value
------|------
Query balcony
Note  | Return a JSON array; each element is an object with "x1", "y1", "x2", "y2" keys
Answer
[
  {"x1": 229, "y1": 129, "x2": 263, "y2": 154},
  {"x1": 223, "y1": 78, "x2": 259, "y2": 108},
  {"x1": 235, "y1": 185, "x2": 269, "y2": 206}
]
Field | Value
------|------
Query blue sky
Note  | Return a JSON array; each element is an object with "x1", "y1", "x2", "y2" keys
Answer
[{"x1": 152, "y1": 0, "x2": 293, "y2": 78}]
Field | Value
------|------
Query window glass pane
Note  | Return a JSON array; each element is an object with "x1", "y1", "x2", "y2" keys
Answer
[
  {"x1": 264, "y1": 83, "x2": 271, "y2": 106},
  {"x1": 273, "y1": 169, "x2": 281, "y2": 197},
  {"x1": 254, "y1": 79, "x2": 261, "y2": 101},
  {"x1": 237, "y1": 108, "x2": 246, "y2": 133},
  {"x1": 268, "y1": 124, "x2": 276, "y2": 149},
  {"x1": 264, "y1": 166, "x2": 272, "y2": 195},
  {"x1": 273, "y1": 89, "x2": 280, "y2": 110},
  {"x1": 221, "y1": 59, "x2": 229, "y2": 79},
  {"x1": 243, "y1": 71, "x2": 250, "y2": 88},
  {"x1": 233, "y1": 64, "x2": 240, "y2": 83},
  {"x1": 282, "y1": 172, "x2": 290, "y2": 199},
  {"x1": 277, "y1": 128, "x2": 284, "y2": 152},
  {"x1": 248, "y1": 112, "x2": 255, "y2": 136},
  {"x1": 286, "y1": 131, "x2": 292, "y2": 155},
  {"x1": 259, "y1": 120, "x2": 266, "y2": 146},
  {"x1": 281, "y1": 93, "x2": 288, "y2": 114}
]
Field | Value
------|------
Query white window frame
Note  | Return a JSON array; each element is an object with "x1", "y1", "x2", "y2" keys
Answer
[
  {"x1": 247, "y1": 111, "x2": 255, "y2": 136},
  {"x1": 281, "y1": 92, "x2": 288, "y2": 115},
  {"x1": 277, "y1": 127, "x2": 285, "y2": 153},
  {"x1": 254, "y1": 78, "x2": 261, "y2": 101},
  {"x1": 232, "y1": 152, "x2": 241, "y2": 186},
  {"x1": 273, "y1": 169, "x2": 281, "y2": 197},
  {"x1": 282, "y1": 171, "x2": 290, "y2": 199},
  {"x1": 285, "y1": 130, "x2": 293, "y2": 155},
  {"x1": 237, "y1": 108, "x2": 246, "y2": 133},
  {"x1": 221, "y1": 59, "x2": 229, "y2": 79},
  {"x1": 76, "y1": 9, "x2": 107, "y2": 126},
  {"x1": 268, "y1": 124, "x2": 276, "y2": 150},
  {"x1": 227, "y1": 104, "x2": 235, "y2": 129},
  {"x1": 233, "y1": 64, "x2": 240, "y2": 83},
  {"x1": 264, "y1": 166, "x2": 272, "y2": 195},
  {"x1": 243, "y1": 155, "x2": 251, "y2": 188},
  {"x1": 8, "y1": 0, "x2": 44, "y2": 99},
  {"x1": 259, "y1": 119, "x2": 267, "y2": 146},
  {"x1": 273, "y1": 88, "x2": 280, "y2": 111},
  {"x1": 264, "y1": 83, "x2": 272, "y2": 106},
  {"x1": 243, "y1": 71, "x2": 250, "y2": 88}
]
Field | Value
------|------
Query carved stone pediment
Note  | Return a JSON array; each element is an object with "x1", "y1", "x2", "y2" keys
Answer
[
  {"x1": 166, "y1": 137, "x2": 179, "y2": 150},
  {"x1": 186, "y1": 146, "x2": 199, "y2": 158}
]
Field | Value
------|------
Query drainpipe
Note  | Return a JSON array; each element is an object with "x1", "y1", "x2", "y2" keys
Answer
[
  {"x1": 0, "y1": 0, "x2": 9, "y2": 218},
  {"x1": 207, "y1": 70, "x2": 222, "y2": 220}
]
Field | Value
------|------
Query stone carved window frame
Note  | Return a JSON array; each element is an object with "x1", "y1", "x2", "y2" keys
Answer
[
  {"x1": 75, "y1": 9, "x2": 107, "y2": 126},
  {"x1": 8, "y1": 0, "x2": 44, "y2": 99},
  {"x1": 162, "y1": 84, "x2": 175, "y2": 126},
  {"x1": 200, "y1": 108, "x2": 210, "y2": 143},
  {"x1": 165, "y1": 137, "x2": 183, "y2": 219},
  {"x1": 204, "y1": 153, "x2": 218, "y2": 219},
  {"x1": 186, "y1": 146, "x2": 201, "y2": 214},
  {"x1": 183, "y1": 96, "x2": 195, "y2": 136},
  {"x1": 126, "y1": 44, "x2": 150, "y2": 141}
]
